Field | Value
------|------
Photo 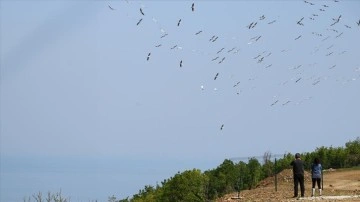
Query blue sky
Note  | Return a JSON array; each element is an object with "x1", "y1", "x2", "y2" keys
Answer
[{"x1": 1, "y1": 0, "x2": 360, "y2": 200}]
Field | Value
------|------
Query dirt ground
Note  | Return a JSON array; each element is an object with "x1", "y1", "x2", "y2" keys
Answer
[{"x1": 217, "y1": 168, "x2": 360, "y2": 202}]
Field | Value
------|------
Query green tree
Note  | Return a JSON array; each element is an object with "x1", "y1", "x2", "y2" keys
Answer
[
  {"x1": 159, "y1": 169, "x2": 207, "y2": 202},
  {"x1": 345, "y1": 137, "x2": 360, "y2": 167},
  {"x1": 247, "y1": 158, "x2": 262, "y2": 189}
]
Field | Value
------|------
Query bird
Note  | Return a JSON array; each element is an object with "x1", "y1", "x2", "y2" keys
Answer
[
  {"x1": 253, "y1": 54, "x2": 261, "y2": 59},
  {"x1": 297, "y1": 17, "x2": 304, "y2": 26},
  {"x1": 191, "y1": 3, "x2": 195, "y2": 12},
  {"x1": 270, "y1": 100, "x2": 279, "y2": 106},
  {"x1": 214, "y1": 73, "x2": 219, "y2": 80},
  {"x1": 136, "y1": 18, "x2": 143, "y2": 26},
  {"x1": 220, "y1": 124, "x2": 224, "y2": 130},
  {"x1": 233, "y1": 81, "x2": 240, "y2": 87},
  {"x1": 155, "y1": 44, "x2": 162, "y2": 48},
  {"x1": 211, "y1": 56, "x2": 219, "y2": 61},
  {"x1": 295, "y1": 78, "x2": 302, "y2": 83},
  {"x1": 268, "y1": 20, "x2": 276, "y2": 24},
  {"x1": 282, "y1": 100, "x2": 291, "y2": 106},
  {"x1": 357, "y1": 19, "x2": 360, "y2": 26},
  {"x1": 170, "y1": 45, "x2": 177, "y2": 50},
  {"x1": 195, "y1": 30, "x2": 202, "y2": 35},
  {"x1": 295, "y1": 35, "x2": 302, "y2": 40},
  {"x1": 177, "y1": 19, "x2": 182, "y2": 26},
  {"x1": 160, "y1": 33, "x2": 168, "y2": 38},
  {"x1": 335, "y1": 32, "x2": 343, "y2": 38},
  {"x1": 212, "y1": 36, "x2": 219, "y2": 42},
  {"x1": 227, "y1": 47, "x2": 236, "y2": 53},
  {"x1": 140, "y1": 8, "x2": 145, "y2": 15},
  {"x1": 180, "y1": 60, "x2": 183, "y2": 67},
  {"x1": 259, "y1": 15, "x2": 265, "y2": 20},
  {"x1": 147, "y1": 53, "x2": 151, "y2": 61},
  {"x1": 326, "y1": 52, "x2": 333, "y2": 56},
  {"x1": 108, "y1": 5, "x2": 115, "y2": 10},
  {"x1": 217, "y1": 48, "x2": 225, "y2": 54},
  {"x1": 247, "y1": 22, "x2": 254, "y2": 29},
  {"x1": 312, "y1": 80, "x2": 320, "y2": 85},
  {"x1": 251, "y1": 22, "x2": 258, "y2": 28},
  {"x1": 218, "y1": 57, "x2": 225, "y2": 64}
]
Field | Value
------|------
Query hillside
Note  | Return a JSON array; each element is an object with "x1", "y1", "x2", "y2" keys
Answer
[{"x1": 217, "y1": 168, "x2": 360, "y2": 202}]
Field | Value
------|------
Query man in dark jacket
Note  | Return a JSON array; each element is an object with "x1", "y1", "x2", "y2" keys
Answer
[{"x1": 290, "y1": 153, "x2": 305, "y2": 198}]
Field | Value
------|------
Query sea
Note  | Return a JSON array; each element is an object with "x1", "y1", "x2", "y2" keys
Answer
[{"x1": 0, "y1": 155, "x2": 219, "y2": 202}]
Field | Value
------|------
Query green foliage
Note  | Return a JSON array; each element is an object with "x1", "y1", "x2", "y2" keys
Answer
[
  {"x1": 159, "y1": 169, "x2": 207, "y2": 202},
  {"x1": 345, "y1": 137, "x2": 360, "y2": 167}
]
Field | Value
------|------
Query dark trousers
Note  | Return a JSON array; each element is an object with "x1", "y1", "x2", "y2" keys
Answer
[
  {"x1": 293, "y1": 174, "x2": 305, "y2": 197},
  {"x1": 312, "y1": 178, "x2": 321, "y2": 189}
]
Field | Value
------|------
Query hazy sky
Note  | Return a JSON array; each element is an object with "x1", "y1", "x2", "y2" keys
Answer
[{"x1": 1, "y1": 0, "x2": 360, "y2": 199}]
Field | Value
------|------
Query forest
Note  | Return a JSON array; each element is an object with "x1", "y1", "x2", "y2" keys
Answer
[{"x1": 113, "y1": 137, "x2": 360, "y2": 202}]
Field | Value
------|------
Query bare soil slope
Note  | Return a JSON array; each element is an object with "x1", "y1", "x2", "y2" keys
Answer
[{"x1": 217, "y1": 168, "x2": 360, "y2": 202}]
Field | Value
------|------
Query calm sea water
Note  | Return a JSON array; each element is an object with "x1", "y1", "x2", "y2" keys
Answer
[{"x1": 0, "y1": 156, "x2": 219, "y2": 202}]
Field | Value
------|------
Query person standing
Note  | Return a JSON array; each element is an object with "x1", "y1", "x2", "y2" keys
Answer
[
  {"x1": 311, "y1": 157, "x2": 322, "y2": 197},
  {"x1": 290, "y1": 153, "x2": 305, "y2": 198}
]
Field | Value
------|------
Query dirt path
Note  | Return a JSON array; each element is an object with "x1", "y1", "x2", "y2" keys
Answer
[{"x1": 217, "y1": 168, "x2": 360, "y2": 202}]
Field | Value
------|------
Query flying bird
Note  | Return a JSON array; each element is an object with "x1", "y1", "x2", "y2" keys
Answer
[
  {"x1": 136, "y1": 18, "x2": 143, "y2": 26},
  {"x1": 270, "y1": 100, "x2": 279, "y2": 106},
  {"x1": 108, "y1": 5, "x2": 115, "y2": 10},
  {"x1": 295, "y1": 35, "x2": 302, "y2": 40},
  {"x1": 211, "y1": 56, "x2": 219, "y2": 61},
  {"x1": 297, "y1": 17, "x2": 304, "y2": 26},
  {"x1": 217, "y1": 48, "x2": 225, "y2": 54},
  {"x1": 191, "y1": 3, "x2": 195, "y2": 11},
  {"x1": 147, "y1": 53, "x2": 151, "y2": 61},
  {"x1": 214, "y1": 73, "x2": 219, "y2": 80},
  {"x1": 357, "y1": 19, "x2": 360, "y2": 26},
  {"x1": 212, "y1": 36, "x2": 219, "y2": 42},
  {"x1": 155, "y1": 44, "x2": 162, "y2": 48},
  {"x1": 140, "y1": 8, "x2": 145, "y2": 15},
  {"x1": 220, "y1": 124, "x2": 224, "y2": 130},
  {"x1": 180, "y1": 60, "x2": 183, "y2": 67},
  {"x1": 177, "y1": 19, "x2": 182, "y2": 26},
  {"x1": 282, "y1": 100, "x2": 291, "y2": 106},
  {"x1": 195, "y1": 30, "x2": 202, "y2": 35},
  {"x1": 247, "y1": 22, "x2": 254, "y2": 29},
  {"x1": 160, "y1": 33, "x2": 168, "y2": 38},
  {"x1": 218, "y1": 57, "x2": 225, "y2": 64}
]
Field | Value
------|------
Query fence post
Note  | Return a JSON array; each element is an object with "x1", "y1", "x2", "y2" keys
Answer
[{"x1": 275, "y1": 158, "x2": 278, "y2": 192}]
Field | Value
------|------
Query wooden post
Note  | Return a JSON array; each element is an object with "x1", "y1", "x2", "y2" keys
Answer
[{"x1": 275, "y1": 158, "x2": 278, "y2": 192}]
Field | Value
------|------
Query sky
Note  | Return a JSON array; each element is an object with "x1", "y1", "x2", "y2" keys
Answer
[{"x1": 1, "y1": 0, "x2": 360, "y2": 201}]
